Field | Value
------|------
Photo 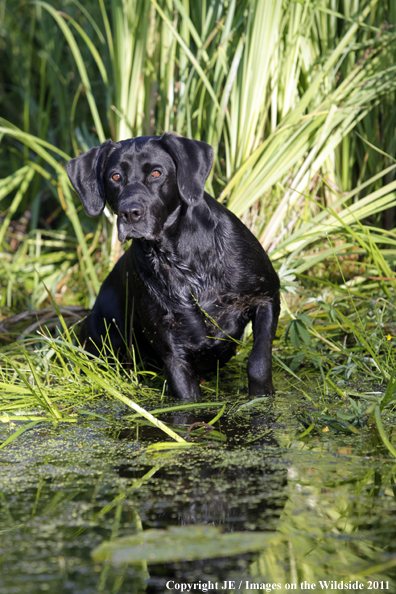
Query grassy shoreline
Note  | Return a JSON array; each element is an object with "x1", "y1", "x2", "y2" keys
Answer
[{"x1": 1, "y1": 0, "x2": 396, "y2": 451}]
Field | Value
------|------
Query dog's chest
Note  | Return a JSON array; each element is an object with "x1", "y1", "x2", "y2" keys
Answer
[
  {"x1": 137, "y1": 243, "x2": 225, "y2": 304},
  {"x1": 130, "y1": 244, "x2": 256, "y2": 366},
  {"x1": 139, "y1": 274, "x2": 248, "y2": 345},
  {"x1": 138, "y1": 290, "x2": 248, "y2": 367}
]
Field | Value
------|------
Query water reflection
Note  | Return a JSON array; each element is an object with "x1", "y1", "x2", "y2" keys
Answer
[{"x1": 0, "y1": 393, "x2": 395, "y2": 593}]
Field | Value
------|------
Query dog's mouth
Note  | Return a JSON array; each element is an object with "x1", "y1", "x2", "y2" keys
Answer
[{"x1": 117, "y1": 223, "x2": 158, "y2": 243}]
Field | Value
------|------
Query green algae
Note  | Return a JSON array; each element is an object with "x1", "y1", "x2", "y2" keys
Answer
[{"x1": 0, "y1": 388, "x2": 395, "y2": 593}]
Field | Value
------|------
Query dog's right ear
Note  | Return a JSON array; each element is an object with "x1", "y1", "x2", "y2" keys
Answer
[{"x1": 66, "y1": 140, "x2": 114, "y2": 217}]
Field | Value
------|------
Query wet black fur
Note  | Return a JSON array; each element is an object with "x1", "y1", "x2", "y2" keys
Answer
[{"x1": 66, "y1": 133, "x2": 280, "y2": 401}]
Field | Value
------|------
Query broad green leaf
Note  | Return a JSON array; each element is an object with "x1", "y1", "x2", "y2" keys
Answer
[{"x1": 92, "y1": 525, "x2": 281, "y2": 565}]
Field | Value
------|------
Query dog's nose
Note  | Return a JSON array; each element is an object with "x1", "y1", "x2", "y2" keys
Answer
[{"x1": 119, "y1": 203, "x2": 143, "y2": 224}]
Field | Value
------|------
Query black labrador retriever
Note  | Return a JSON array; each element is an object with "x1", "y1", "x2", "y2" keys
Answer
[{"x1": 66, "y1": 133, "x2": 280, "y2": 401}]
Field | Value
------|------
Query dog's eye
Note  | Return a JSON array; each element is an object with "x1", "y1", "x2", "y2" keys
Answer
[
  {"x1": 112, "y1": 173, "x2": 121, "y2": 181},
  {"x1": 151, "y1": 170, "x2": 161, "y2": 178}
]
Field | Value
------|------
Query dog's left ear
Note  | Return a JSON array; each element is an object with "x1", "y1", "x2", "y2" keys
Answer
[{"x1": 159, "y1": 133, "x2": 213, "y2": 204}]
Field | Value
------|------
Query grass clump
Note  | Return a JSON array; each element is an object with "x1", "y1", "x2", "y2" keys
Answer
[{"x1": 0, "y1": 323, "x2": 194, "y2": 448}]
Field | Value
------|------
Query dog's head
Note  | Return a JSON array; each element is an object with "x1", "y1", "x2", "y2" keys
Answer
[{"x1": 66, "y1": 134, "x2": 213, "y2": 242}]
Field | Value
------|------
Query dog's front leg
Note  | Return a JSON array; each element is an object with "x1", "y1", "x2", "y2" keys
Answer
[
  {"x1": 246, "y1": 300, "x2": 279, "y2": 396},
  {"x1": 164, "y1": 356, "x2": 201, "y2": 402}
]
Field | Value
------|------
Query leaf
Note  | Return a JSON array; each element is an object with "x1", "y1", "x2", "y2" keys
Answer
[
  {"x1": 379, "y1": 373, "x2": 396, "y2": 411},
  {"x1": 337, "y1": 411, "x2": 357, "y2": 421},
  {"x1": 289, "y1": 321, "x2": 301, "y2": 348},
  {"x1": 296, "y1": 319, "x2": 311, "y2": 345},
  {"x1": 290, "y1": 351, "x2": 305, "y2": 372},
  {"x1": 146, "y1": 442, "x2": 198, "y2": 451},
  {"x1": 298, "y1": 313, "x2": 313, "y2": 327},
  {"x1": 374, "y1": 405, "x2": 396, "y2": 459},
  {"x1": 91, "y1": 525, "x2": 281, "y2": 565}
]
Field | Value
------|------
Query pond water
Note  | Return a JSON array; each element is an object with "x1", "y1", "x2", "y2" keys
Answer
[{"x1": 0, "y1": 385, "x2": 395, "y2": 593}]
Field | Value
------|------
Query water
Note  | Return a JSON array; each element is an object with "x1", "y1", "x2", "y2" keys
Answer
[{"x1": 0, "y1": 386, "x2": 395, "y2": 593}]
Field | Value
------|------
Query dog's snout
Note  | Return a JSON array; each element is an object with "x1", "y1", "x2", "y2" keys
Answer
[{"x1": 119, "y1": 202, "x2": 144, "y2": 224}]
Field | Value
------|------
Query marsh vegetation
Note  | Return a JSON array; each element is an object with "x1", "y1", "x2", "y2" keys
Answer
[{"x1": 1, "y1": 0, "x2": 396, "y2": 589}]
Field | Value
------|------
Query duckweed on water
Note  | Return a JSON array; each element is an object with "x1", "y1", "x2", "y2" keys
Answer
[{"x1": 0, "y1": 387, "x2": 395, "y2": 593}]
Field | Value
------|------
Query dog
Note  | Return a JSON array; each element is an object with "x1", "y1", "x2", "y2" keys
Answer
[{"x1": 66, "y1": 133, "x2": 280, "y2": 401}]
